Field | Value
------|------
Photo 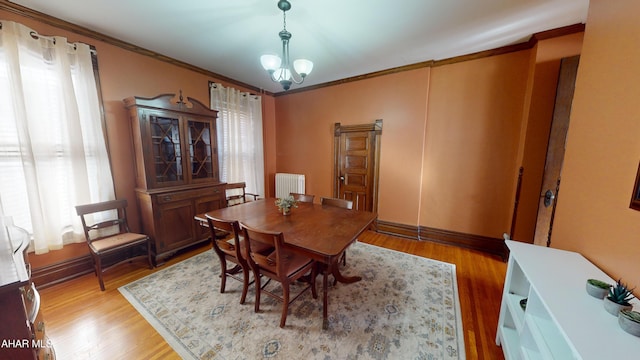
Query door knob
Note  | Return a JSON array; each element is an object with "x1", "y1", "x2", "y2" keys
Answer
[
  {"x1": 542, "y1": 189, "x2": 555, "y2": 207},
  {"x1": 339, "y1": 176, "x2": 345, "y2": 182}
]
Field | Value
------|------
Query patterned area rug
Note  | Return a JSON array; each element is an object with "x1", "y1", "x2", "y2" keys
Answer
[{"x1": 119, "y1": 242, "x2": 465, "y2": 359}]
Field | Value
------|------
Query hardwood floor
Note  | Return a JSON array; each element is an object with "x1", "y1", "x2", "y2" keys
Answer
[{"x1": 38, "y1": 230, "x2": 507, "y2": 359}]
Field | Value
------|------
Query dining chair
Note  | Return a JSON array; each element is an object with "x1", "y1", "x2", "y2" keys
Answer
[
  {"x1": 241, "y1": 224, "x2": 318, "y2": 328},
  {"x1": 75, "y1": 199, "x2": 153, "y2": 291},
  {"x1": 205, "y1": 215, "x2": 252, "y2": 304},
  {"x1": 225, "y1": 182, "x2": 260, "y2": 207},
  {"x1": 290, "y1": 193, "x2": 315, "y2": 203},
  {"x1": 320, "y1": 197, "x2": 354, "y2": 267}
]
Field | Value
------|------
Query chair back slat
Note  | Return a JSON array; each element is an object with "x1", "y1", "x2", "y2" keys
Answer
[
  {"x1": 251, "y1": 252, "x2": 275, "y2": 269},
  {"x1": 75, "y1": 199, "x2": 127, "y2": 215},
  {"x1": 320, "y1": 197, "x2": 353, "y2": 210},
  {"x1": 90, "y1": 219, "x2": 124, "y2": 231},
  {"x1": 290, "y1": 193, "x2": 315, "y2": 203}
]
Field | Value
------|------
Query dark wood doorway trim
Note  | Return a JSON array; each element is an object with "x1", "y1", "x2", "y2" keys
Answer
[
  {"x1": 533, "y1": 55, "x2": 580, "y2": 247},
  {"x1": 333, "y1": 120, "x2": 382, "y2": 212}
]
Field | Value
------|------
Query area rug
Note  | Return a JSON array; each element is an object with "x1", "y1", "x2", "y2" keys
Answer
[{"x1": 119, "y1": 242, "x2": 465, "y2": 359}]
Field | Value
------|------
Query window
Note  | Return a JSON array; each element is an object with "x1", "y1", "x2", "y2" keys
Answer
[
  {"x1": 210, "y1": 82, "x2": 265, "y2": 197},
  {"x1": 0, "y1": 21, "x2": 114, "y2": 253}
]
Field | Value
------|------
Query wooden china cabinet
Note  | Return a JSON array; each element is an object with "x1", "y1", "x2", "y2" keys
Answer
[{"x1": 124, "y1": 92, "x2": 226, "y2": 265}]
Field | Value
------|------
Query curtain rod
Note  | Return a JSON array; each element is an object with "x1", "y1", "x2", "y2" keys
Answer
[
  {"x1": 0, "y1": 21, "x2": 96, "y2": 55},
  {"x1": 210, "y1": 82, "x2": 260, "y2": 99},
  {"x1": 29, "y1": 31, "x2": 97, "y2": 55}
]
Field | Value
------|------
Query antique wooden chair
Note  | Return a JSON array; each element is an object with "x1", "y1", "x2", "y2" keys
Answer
[
  {"x1": 75, "y1": 199, "x2": 153, "y2": 291},
  {"x1": 290, "y1": 193, "x2": 315, "y2": 203},
  {"x1": 320, "y1": 197, "x2": 354, "y2": 267},
  {"x1": 205, "y1": 215, "x2": 252, "y2": 304},
  {"x1": 225, "y1": 182, "x2": 259, "y2": 206},
  {"x1": 241, "y1": 224, "x2": 317, "y2": 328}
]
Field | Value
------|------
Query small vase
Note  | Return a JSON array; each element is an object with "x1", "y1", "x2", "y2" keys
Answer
[
  {"x1": 282, "y1": 207, "x2": 291, "y2": 215},
  {"x1": 603, "y1": 297, "x2": 632, "y2": 316},
  {"x1": 586, "y1": 279, "x2": 610, "y2": 299},
  {"x1": 618, "y1": 310, "x2": 640, "y2": 337}
]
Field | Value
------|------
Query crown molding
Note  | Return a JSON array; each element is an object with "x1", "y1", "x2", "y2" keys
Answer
[
  {"x1": 0, "y1": 1, "x2": 269, "y2": 95},
  {"x1": 1, "y1": 1, "x2": 584, "y2": 98}
]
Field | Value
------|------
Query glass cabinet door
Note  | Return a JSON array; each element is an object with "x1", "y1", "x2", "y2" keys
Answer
[
  {"x1": 187, "y1": 118, "x2": 218, "y2": 182},
  {"x1": 150, "y1": 115, "x2": 183, "y2": 184}
]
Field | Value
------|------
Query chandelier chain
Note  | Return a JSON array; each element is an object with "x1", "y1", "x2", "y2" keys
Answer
[{"x1": 282, "y1": 10, "x2": 287, "y2": 31}]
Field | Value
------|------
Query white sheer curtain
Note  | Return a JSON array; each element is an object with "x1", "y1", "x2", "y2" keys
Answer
[
  {"x1": 210, "y1": 83, "x2": 265, "y2": 197},
  {"x1": 0, "y1": 21, "x2": 115, "y2": 254}
]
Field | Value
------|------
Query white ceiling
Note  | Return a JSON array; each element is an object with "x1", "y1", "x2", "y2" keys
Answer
[{"x1": 11, "y1": 0, "x2": 589, "y2": 94}]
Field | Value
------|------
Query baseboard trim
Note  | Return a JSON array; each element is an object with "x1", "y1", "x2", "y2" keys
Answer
[
  {"x1": 31, "y1": 248, "x2": 146, "y2": 289},
  {"x1": 376, "y1": 220, "x2": 420, "y2": 239},
  {"x1": 377, "y1": 220, "x2": 508, "y2": 260},
  {"x1": 31, "y1": 255, "x2": 95, "y2": 289}
]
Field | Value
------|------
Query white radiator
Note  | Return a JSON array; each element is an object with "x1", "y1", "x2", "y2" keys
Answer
[{"x1": 275, "y1": 173, "x2": 305, "y2": 198}]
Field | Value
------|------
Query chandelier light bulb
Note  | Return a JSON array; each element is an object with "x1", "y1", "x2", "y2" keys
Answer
[
  {"x1": 260, "y1": 54, "x2": 282, "y2": 72},
  {"x1": 293, "y1": 59, "x2": 313, "y2": 77}
]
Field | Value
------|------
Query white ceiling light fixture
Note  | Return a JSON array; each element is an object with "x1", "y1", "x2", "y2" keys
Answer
[{"x1": 260, "y1": 0, "x2": 313, "y2": 91}]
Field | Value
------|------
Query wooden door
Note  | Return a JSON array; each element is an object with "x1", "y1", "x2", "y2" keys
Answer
[
  {"x1": 333, "y1": 120, "x2": 382, "y2": 212},
  {"x1": 533, "y1": 55, "x2": 580, "y2": 247}
]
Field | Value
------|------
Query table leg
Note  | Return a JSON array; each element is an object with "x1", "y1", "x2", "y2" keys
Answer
[
  {"x1": 321, "y1": 259, "x2": 363, "y2": 330},
  {"x1": 322, "y1": 269, "x2": 329, "y2": 330},
  {"x1": 331, "y1": 261, "x2": 362, "y2": 284}
]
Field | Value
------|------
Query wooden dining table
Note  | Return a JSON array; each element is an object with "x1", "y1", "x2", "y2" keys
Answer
[{"x1": 195, "y1": 198, "x2": 377, "y2": 329}]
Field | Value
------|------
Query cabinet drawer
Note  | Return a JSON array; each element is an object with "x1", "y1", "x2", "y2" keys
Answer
[{"x1": 156, "y1": 186, "x2": 223, "y2": 204}]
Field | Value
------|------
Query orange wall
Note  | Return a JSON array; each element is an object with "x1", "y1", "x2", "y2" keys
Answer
[
  {"x1": 273, "y1": 50, "x2": 544, "y2": 239},
  {"x1": 0, "y1": 9, "x2": 277, "y2": 266},
  {"x1": 274, "y1": 69, "x2": 430, "y2": 224},
  {"x1": 423, "y1": 51, "x2": 531, "y2": 237},
  {"x1": 552, "y1": 0, "x2": 640, "y2": 289}
]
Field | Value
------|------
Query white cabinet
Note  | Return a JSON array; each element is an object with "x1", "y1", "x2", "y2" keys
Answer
[{"x1": 496, "y1": 240, "x2": 640, "y2": 359}]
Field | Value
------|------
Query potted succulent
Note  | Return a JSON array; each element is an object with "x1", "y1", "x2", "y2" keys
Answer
[
  {"x1": 275, "y1": 195, "x2": 298, "y2": 215},
  {"x1": 618, "y1": 309, "x2": 640, "y2": 337},
  {"x1": 603, "y1": 279, "x2": 635, "y2": 316},
  {"x1": 586, "y1": 278, "x2": 611, "y2": 299}
]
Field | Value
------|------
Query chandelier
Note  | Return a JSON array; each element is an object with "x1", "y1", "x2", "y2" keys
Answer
[{"x1": 260, "y1": 0, "x2": 313, "y2": 91}]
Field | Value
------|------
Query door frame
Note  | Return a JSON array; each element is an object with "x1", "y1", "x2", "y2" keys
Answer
[
  {"x1": 333, "y1": 119, "x2": 382, "y2": 212},
  {"x1": 533, "y1": 55, "x2": 580, "y2": 247}
]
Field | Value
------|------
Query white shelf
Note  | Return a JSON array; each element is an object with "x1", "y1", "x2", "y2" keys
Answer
[
  {"x1": 496, "y1": 240, "x2": 640, "y2": 360},
  {"x1": 499, "y1": 325, "x2": 521, "y2": 360},
  {"x1": 519, "y1": 324, "x2": 543, "y2": 360},
  {"x1": 505, "y1": 293, "x2": 526, "y2": 331}
]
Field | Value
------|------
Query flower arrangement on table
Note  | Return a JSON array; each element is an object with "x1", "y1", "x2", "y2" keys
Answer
[{"x1": 275, "y1": 195, "x2": 298, "y2": 215}]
